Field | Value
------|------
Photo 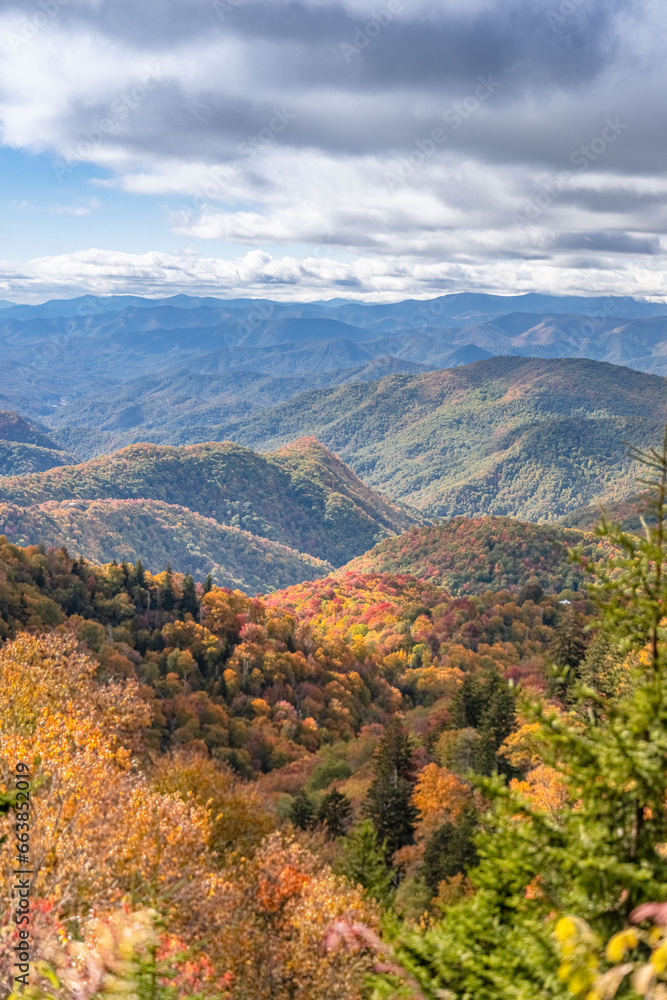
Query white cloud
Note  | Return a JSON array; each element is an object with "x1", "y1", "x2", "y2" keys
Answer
[
  {"x1": 49, "y1": 198, "x2": 99, "y2": 215},
  {"x1": 0, "y1": 246, "x2": 665, "y2": 304},
  {"x1": 0, "y1": 0, "x2": 664, "y2": 296}
]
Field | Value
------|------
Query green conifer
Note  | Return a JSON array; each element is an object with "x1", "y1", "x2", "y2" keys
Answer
[
  {"x1": 317, "y1": 789, "x2": 352, "y2": 839},
  {"x1": 364, "y1": 718, "x2": 417, "y2": 858},
  {"x1": 289, "y1": 790, "x2": 316, "y2": 830},
  {"x1": 180, "y1": 574, "x2": 198, "y2": 617}
]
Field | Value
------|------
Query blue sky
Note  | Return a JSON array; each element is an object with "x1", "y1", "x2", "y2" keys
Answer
[{"x1": 0, "y1": 0, "x2": 665, "y2": 302}]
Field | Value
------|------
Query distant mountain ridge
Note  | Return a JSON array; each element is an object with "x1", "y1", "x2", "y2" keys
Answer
[
  {"x1": 0, "y1": 497, "x2": 331, "y2": 594},
  {"x1": 205, "y1": 356, "x2": 667, "y2": 521},
  {"x1": 1, "y1": 291, "x2": 667, "y2": 459}
]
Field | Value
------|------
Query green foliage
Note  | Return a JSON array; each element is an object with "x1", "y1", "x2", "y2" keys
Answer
[
  {"x1": 181, "y1": 574, "x2": 199, "y2": 617},
  {"x1": 372, "y1": 420, "x2": 667, "y2": 1000},
  {"x1": 307, "y1": 756, "x2": 353, "y2": 792},
  {"x1": 339, "y1": 820, "x2": 394, "y2": 904},
  {"x1": 317, "y1": 789, "x2": 353, "y2": 839},
  {"x1": 421, "y1": 807, "x2": 479, "y2": 893},
  {"x1": 289, "y1": 790, "x2": 316, "y2": 830},
  {"x1": 364, "y1": 719, "x2": 417, "y2": 859},
  {"x1": 212, "y1": 357, "x2": 667, "y2": 521},
  {"x1": 547, "y1": 607, "x2": 589, "y2": 702},
  {"x1": 450, "y1": 668, "x2": 516, "y2": 775}
]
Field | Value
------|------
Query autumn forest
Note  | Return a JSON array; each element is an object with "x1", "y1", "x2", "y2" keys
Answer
[{"x1": 3, "y1": 294, "x2": 667, "y2": 1000}]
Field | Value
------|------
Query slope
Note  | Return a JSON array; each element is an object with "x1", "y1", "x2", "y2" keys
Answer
[
  {"x1": 0, "y1": 498, "x2": 331, "y2": 594},
  {"x1": 340, "y1": 515, "x2": 608, "y2": 596},
  {"x1": 0, "y1": 437, "x2": 415, "y2": 566},
  {"x1": 0, "y1": 410, "x2": 78, "y2": 476},
  {"x1": 208, "y1": 356, "x2": 667, "y2": 521}
]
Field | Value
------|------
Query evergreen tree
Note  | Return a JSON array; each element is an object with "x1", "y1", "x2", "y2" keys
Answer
[
  {"x1": 180, "y1": 574, "x2": 198, "y2": 617},
  {"x1": 549, "y1": 606, "x2": 587, "y2": 670},
  {"x1": 339, "y1": 820, "x2": 394, "y2": 904},
  {"x1": 203, "y1": 573, "x2": 213, "y2": 594},
  {"x1": 451, "y1": 668, "x2": 516, "y2": 775},
  {"x1": 547, "y1": 606, "x2": 588, "y2": 702},
  {"x1": 133, "y1": 558, "x2": 146, "y2": 589},
  {"x1": 161, "y1": 567, "x2": 175, "y2": 612},
  {"x1": 364, "y1": 718, "x2": 417, "y2": 858},
  {"x1": 289, "y1": 790, "x2": 316, "y2": 830},
  {"x1": 421, "y1": 807, "x2": 479, "y2": 894},
  {"x1": 317, "y1": 789, "x2": 352, "y2": 839},
  {"x1": 373, "y1": 423, "x2": 667, "y2": 1000}
]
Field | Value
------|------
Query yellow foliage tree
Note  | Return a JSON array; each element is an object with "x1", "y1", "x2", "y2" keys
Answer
[
  {"x1": 0, "y1": 634, "x2": 212, "y2": 923},
  {"x1": 151, "y1": 748, "x2": 276, "y2": 859}
]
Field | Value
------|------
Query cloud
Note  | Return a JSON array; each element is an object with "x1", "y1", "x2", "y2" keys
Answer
[
  {"x1": 49, "y1": 199, "x2": 100, "y2": 215},
  {"x1": 0, "y1": 246, "x2": 666, "y2": 304},
  {"x1": 0, "y1": 0, "x2": 664, "y2": 296}
]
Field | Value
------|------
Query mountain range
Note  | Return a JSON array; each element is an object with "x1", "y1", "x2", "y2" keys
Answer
[
  {"x1": 1, "y1": 291, "x2": 667, "y2": 459},
  {"x1": 207, "y1": 356, "x2": 667, "y2": 521},
  {"x1": 2, "y1": 290, "x2": 666, "y2": 591}
]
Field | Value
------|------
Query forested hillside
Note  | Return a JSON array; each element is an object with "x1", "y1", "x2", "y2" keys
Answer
[
  {"x1": 3, "y1": 448, "x2": 667, "y2": 1000},
  {"x1": 0, "y1": 496, "x2": 602, "y2": 998},
  {"x1": 341, "y1": 515, "x2": 608, "y2": 595},
  {"x1": 0, "y1": 535, "x2": 580, "y2": 776},
  {"x1": 0, "y1": 437, "x2": 414, "y2": 568},
  {"x1": 0, "y1": 410, "x2": 77, "y2": 476},
  {"x1": 212, "y1": 356, "x2": 666, "y2": 520},
  {"x1": 0, "y1": 498, "x2": 331, "y2": 593},
  {"x1": 561, "y1": 492, "x2": 651, "y2": 531}
]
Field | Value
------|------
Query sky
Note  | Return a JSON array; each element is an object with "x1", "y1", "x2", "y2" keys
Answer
[{"x1": 0, "y1": 0, "x2": 665, "y2": 302}]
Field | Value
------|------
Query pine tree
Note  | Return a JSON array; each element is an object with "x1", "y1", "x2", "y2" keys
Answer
[
  {"x1": 318, "y1": 789, "x2": 352, "y2": 839},
  {"x1": 373, "y1": 421, "x2": 667, "y2": 1000},
  {"x1": 364, "y1": 718, "x2": 417, "y2": 859},
  {"x1": 180, "y1": 574, "x2": 198, "y2": 617},
  {"x1": 134, "y1": 558, "x2": 146, "y2": 589},
  {"x1": 421, "y1": 807, "x2": 479, "y2": 894},
  {"x1": 451, "y1": 668, "x2": 516, "y2": 775},
  {"x1": 549, "y1": 606, "x2": 587, "y2": 670},
  {"x1": 339, "y1": 820, "x2": 394, "y2": 904},
  {"x1": 161, "y1": 567, "x2": 175, "y2": 612},
  {"x1": 289, "y1": 791, "x2": 315, "y2": 830},
  {"x1": 547, "y1": 606, "x2": 588, "y2": 702}
]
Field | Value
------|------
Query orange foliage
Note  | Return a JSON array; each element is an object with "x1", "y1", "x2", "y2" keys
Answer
[
  {"x1": 510, "y1": 764, "x2": 569, "y2": 814},
  {"x1": 413, "y1": 763, "x2": 472, "y2": 838}
]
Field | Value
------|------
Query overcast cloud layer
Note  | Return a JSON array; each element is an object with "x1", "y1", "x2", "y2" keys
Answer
[{"x1": 0, "y1": 0, "x2": 666, "y2": 301}]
